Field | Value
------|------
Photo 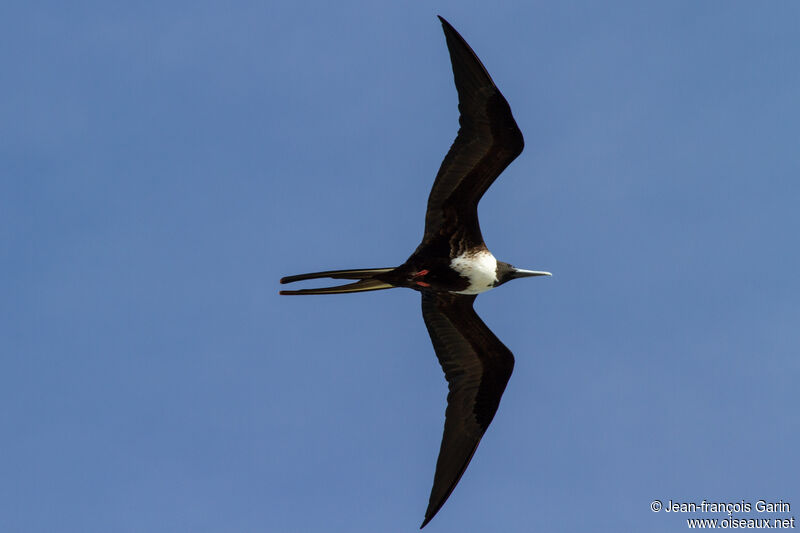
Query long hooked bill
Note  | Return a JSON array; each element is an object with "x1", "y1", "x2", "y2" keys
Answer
[{"x1": 512, "y1": 269, "x2": 552, "y2": 279}]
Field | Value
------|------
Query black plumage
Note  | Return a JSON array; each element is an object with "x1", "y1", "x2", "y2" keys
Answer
[{"x1": 280, "y1": 16, "x2": 550, "y2": 527}]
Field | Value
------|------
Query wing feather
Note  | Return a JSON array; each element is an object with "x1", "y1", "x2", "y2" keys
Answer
[
  {"x1": 420, "y1": 17, "x2": 524, "y2": 255},
  {"x1": 419, "y1": 291, "x2": 515, "y2": 528}
]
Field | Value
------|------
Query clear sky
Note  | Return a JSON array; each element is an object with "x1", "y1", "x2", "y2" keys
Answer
[{"x1": 2, "y1": 1, "x2": 798, "y2": 532}]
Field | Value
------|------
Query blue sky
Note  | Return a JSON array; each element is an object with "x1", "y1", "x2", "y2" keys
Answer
[{"x1": 2, "y1": 1, "x2": 799, "y2": 532}]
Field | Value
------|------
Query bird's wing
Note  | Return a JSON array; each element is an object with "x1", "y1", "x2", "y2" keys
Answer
[
  {"x1": 420, "y1": 16, "x2": 524, "y2": 255},
  {"x1": 419, "y1": 291, "x2": 515, "y2": 528}
]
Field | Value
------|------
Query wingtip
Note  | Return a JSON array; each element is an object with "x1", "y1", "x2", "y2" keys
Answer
[{"x1": 420, "y1": 516, "x2": 432, "y2": 529}]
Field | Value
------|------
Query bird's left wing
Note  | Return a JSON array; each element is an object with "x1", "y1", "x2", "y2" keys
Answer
[
  {"x1": 419, "y1": 291, "x2": 515, "y2": 528},
  {"x1": 418, "y1": 17, "x2": 524, "y2": 256}
]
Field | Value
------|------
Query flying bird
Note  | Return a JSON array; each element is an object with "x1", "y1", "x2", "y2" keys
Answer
[{"x1": 280, "y1": 16, "x2": 550, "y2": 528}]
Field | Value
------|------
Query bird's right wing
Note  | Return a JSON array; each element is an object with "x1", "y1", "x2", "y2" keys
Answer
[
  {"x1": 419, "y1": 291, "x2": 515, "y2": 528},
  {"x1": 420, "y1": 17, "x2": 524, "y2": 255}
]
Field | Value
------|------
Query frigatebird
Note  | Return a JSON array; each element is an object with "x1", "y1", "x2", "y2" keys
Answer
[{"x1": 280, "y1": 16, "x2": 551, "y2": 528}]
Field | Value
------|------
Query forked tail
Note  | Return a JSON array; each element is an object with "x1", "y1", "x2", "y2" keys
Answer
[{"x1": 279, "y1": 267, "x2": 396, "y2": 295}]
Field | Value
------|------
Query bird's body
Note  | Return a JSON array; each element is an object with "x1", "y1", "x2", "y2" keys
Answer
[{"x1": 280, "y1": 16, "x2": 550, "y2": 528}]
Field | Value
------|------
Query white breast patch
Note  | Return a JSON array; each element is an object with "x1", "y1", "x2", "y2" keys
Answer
[{"x1": 450, "y1": 251, "x2": 498, "y2": 295}]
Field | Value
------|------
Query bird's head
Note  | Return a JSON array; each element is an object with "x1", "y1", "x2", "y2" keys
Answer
[{"x1": 494, "y1": 261, "x2": 551, "y2": 287}]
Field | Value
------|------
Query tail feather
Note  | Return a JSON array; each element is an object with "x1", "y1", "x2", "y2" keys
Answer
[
  {"x1": 279, "y1": 267, "x2": 396, "y2": 296},
  {"x1": 280, "y1": 278, "x2": 394, "y2": 296},
  {"x1": 280, "y1": 267, "x2": 394, "y2": 284}
]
